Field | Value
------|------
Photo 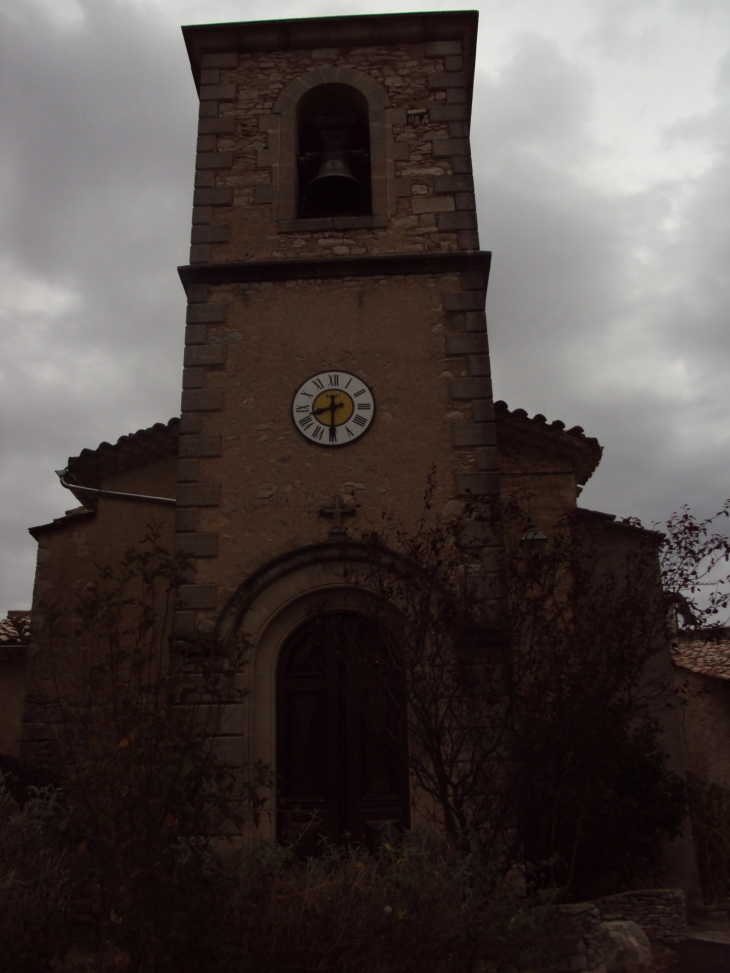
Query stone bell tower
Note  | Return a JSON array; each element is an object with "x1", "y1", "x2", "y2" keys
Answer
[{"x1": 175, "y1": 11, "x2": 501, "y2": 842}]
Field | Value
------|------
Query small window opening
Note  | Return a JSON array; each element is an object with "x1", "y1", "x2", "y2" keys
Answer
[{"x1": 297, "y1": 84, "x2": 371, "y2": 219}]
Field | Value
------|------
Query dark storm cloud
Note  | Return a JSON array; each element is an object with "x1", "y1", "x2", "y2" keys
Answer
[
  {"x1": 1, "y1": 0, "x2": 729, "y2": 613},
  {"x1": 470, "y1": 31, "x2": 730, "y2": 520},
  {"x1": 0, "y1": 0, "x2": 196, "y2": 609}
]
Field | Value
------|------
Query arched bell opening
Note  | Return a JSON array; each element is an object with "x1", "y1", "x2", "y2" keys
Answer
[
  {"x1": 296, "y1": 83, "x2": 372, "y2": 219},
  {"x1": 276, "y1": 611, "x2": 409, "y2": 855}
]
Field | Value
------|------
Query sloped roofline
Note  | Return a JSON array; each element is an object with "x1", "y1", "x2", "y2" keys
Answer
[
  {"x1": 494, "y1": 400, "x2": 603, "y2": 486},
  {"x1": 28, "y1": 404, "x2": 604, "y2": 539},
  {"x1": 28, "y1": 418, "x2": 180, "y2": 537}
]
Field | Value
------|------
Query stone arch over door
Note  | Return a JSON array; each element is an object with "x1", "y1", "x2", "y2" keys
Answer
[
  {"x1": 263, "y1": 67, "x2": 392, "y2": 223},
  {"x1": 214, "y1": 544, "x2": 414, "y2": 843}
]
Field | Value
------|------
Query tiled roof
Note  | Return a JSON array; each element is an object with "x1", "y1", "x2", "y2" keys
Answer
[
  {"x1": 494, "y1": 400, "x2": 603, "y2": 485},
  {"x1": 40, "y1": 403, "x2": 600, "y2": 520},
  {"x1": 672, "y1": 632, "x2": 730, "y2": 681},
  {"x1": 0, "y1": 612, "x2": 30, "y2": 646},
  {"x1": 65, "y1": 418, "x2": 180, "y2": 487}
]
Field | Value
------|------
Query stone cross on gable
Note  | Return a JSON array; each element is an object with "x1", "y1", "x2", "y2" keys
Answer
[{"x1": 319, "y1": 495, "x2": 356, "y2": 540}]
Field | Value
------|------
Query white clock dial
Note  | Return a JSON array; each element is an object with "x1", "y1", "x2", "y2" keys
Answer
[{"x1": 291, "y1": 370, "x2": 375, "y2": 447}]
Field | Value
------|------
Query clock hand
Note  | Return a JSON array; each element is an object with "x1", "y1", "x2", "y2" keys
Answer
[
  {"x1": 328, "y1": 396, "x2": 338, "y2": 441},
  {"x1": 313, "y1": 397, "x2": 344, "y2": 417}
]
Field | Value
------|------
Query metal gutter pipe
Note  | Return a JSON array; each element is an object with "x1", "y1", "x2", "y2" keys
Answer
[{"x1": 55, "y1": 469, "x2": 176, "y2": 506}]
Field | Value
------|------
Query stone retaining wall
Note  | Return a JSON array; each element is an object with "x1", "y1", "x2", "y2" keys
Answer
[
  {"x1": 539, "y1": 902, "x2": 606, "y2": 973},
  {"x1": 591, "y1": 889, "x2": 687, "y2": 943},
  {"x1": 538, "y1": 889, "x2": 687, "y2": 971}
]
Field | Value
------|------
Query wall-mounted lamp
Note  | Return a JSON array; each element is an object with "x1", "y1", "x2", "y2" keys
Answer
[{"x1": 520, "y1": 520, "x2": 547, "y2": 557}]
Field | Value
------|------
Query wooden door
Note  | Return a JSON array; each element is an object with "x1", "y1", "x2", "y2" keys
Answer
[{"x1": 276, "y1": 613, "x2": 408, "y2": 854}]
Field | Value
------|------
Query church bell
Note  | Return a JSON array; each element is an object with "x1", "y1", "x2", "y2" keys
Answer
[
  {"x1": 300, "y1": 112, "x2": 370, "y2": 216},
  {"x1": 306, "y1": 151, "x2": 363, "y2": 214}
]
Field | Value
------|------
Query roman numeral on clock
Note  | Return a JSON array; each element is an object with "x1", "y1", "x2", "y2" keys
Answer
[
  {"x1": 357, "y1": 402, "x2": 371, "y2": 411},
  {"x1": 352, "y1": 414, "x2": 368, "y2": 427},
  {"x1": 295, "y1": 405, "x2": 310, "y2": 413},
  {"x1": 328, "y1": 374, "x2": 339, "y2": 387},
  {"x1": 299, "y1": 415, "x2": 314, "y2": 429},
  {"x1": 311, "y1": 425, "x2": 324, "y2": 441},
  {"x1": 312, "y1": 377, "x2": 324, "y2": 391}
]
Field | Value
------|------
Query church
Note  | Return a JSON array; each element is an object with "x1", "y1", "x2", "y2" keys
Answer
[{"x1": 2, "y1": 10, "x2": 702, "y2": 900}]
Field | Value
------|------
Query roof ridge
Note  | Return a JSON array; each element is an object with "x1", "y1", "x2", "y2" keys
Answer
[
  {"x1": 70, "y1": 417, "x2": 180, "y2": 463},
  {"x1": 65, "y1": 417, "x2": 180, "y2": 484},
  {"x1": 493, "y1": 400, "x2": 601, "y2": 451}
]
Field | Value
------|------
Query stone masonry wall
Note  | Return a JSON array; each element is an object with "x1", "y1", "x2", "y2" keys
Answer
[
  {"x1": 174, "y1": 263, "x2": 499, "y2": 638},
  {"x1": 591, "y1": 889, "x2": 687, "y2": 943},
  {"x1": 538, "y1": 893, "x2": 686, "y2": 972},
  {"x1": 190, "y1": 39, "x2": 478, "y2": 265},
  {"x1": 538, "y1": 903, "x2": 607, "y2": 973}
]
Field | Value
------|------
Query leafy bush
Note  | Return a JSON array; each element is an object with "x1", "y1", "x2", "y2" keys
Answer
[
  {"x1": 41, "y1": 523, "x2": 271, "y2": 972},
  {"x1": 0, "y1": 771, "x2": 71, "y2": 971},
  {"x1": 333, "y1": 486, "x2": 688, "y2": 898},
  {"x1": 223, "y1": 830, "x2": 552, "y2": 973}
]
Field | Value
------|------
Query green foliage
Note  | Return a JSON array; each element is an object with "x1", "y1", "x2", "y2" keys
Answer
[
  {"x1": 45, "y1": 523, "x2": 272, "y2": 972},
  {"x1": 657, "y1": 499, "x2": 730, "y2": 628},
  {"x1": 342, "y1": 486, "x2": 689, "y2": 899},
  {"x1": 505, "y1": 506, "x2": 689, "y2": 897},
  {"x1": 518, "y1": 723, "x2": 687, "y2": 897},
  {"x1": 231, "y1": 829, "x2": 551, "y2": 973},
  {"x1": 337, "y1": 483, "x2": 686, "y2": 899},
  {"x1": 17, "y1": 488, "x2": 720, "y2": 968},
  {"x1": 504, "y1": 515, "x2": 690, "y2": 896},
  {"x1": 0, "y1": 773, "x2": 71, "y2": 972}
]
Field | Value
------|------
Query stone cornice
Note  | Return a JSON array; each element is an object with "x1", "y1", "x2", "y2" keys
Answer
[
  {"x1": 177, "y1": 250, "x2": 492, "y2": 293},
  {"x1": 182, "y1": 11, "x2": 479, "y2": 97}
]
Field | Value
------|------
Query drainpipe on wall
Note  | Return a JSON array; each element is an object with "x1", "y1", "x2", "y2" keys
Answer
[{"x1": 55, "y1": 469, "x2": 176, "y2": 507}]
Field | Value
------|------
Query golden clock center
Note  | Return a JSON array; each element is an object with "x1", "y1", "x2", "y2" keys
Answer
[{"x1": 312, "y1": 390, "x2": 354, "y2": 427}]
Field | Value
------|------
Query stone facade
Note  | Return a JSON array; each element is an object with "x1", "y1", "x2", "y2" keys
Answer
[
  {"x1": 672, "y1": 631, "x2": 730, "y2": 790},
  {"x1": 175, "y1": 265, "x2": 500, "y2": 636},
  {"x1": 21, "y1": 402, "x2": 600, "y2": 793},
  {"x1": 173, "y1": 13, "x2": 501, "y2": 652},
  {"x1": 6, "y1": 12, "x2": 700, "y2": 898},
  {"x1": 186, "y1": 23, "x2": 479, "y2": 263}
]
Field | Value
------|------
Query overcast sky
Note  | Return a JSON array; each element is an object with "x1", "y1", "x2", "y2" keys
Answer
[{"x1": 1, "y1": 0, "x2": 729, "y2": 613}]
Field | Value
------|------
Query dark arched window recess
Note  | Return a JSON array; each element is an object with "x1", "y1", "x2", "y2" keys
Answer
[
  {"x1": 276, "y1": 612, "x2": 409, "y2": 853},
  {"x1": 297, "y1": 84, "x2": 372, "y2": 219}
]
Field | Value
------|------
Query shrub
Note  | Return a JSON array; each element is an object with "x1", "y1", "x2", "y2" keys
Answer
[
  {"x1": 229, "y1": 829, "x2": 552, "y2": 973},
  {"x1": 0, "y1": 771, "x2": 71, "y2": 971},
  {"x1": 40, "y1": 523, "x2": 271, "y2": 973}
]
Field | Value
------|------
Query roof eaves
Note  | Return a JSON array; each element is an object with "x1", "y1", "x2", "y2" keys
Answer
[
  {"x1": 573, "y1": 508, "x2": 665, "y2": 542},
  {"x1": 64, "y1": 418, "x2": 180, "y2": 488},
  {"x1": 672, "y1": 637, "x2": 730, "y2": 681},
  {"x1": 29, "y1": 507, "x2": 96, "y2": 540},
  {"x1": 494, "y1": 400, "x2": 603, "y2": 485}
]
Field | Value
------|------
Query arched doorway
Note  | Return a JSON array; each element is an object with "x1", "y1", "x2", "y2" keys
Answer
[{"x1": 276, "y1": 612, "x2": 409, "y2": 853}]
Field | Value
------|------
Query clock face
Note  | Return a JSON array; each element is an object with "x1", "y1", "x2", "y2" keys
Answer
[{"x1": 291, "y1": 370, "x2": 375, "y2": 447}]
